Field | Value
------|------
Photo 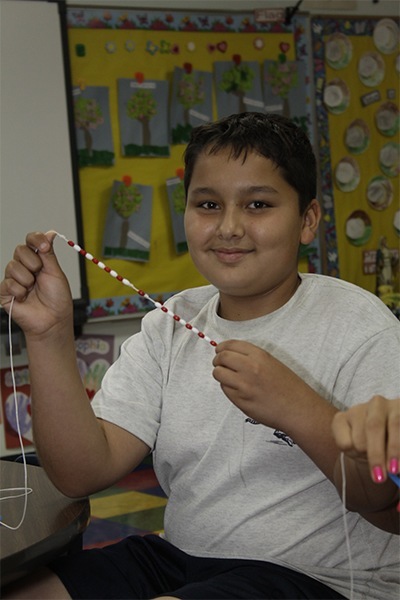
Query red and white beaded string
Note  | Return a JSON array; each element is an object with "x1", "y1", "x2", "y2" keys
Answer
[{"x1": 56, "y1": 233, "x2": 217, "y2": 347}]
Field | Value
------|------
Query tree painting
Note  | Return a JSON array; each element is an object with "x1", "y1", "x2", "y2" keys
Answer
[
  {"x1": 265, "y1": 45, "x2": 298, "y2": 118},
  {"x1": 126, "y1": 89, "x2": 157, "y2": 146},
  {"x1": 172, "y1": 180, "x2": 186, "y2": 214},
  {"x1": 74, "y1": 97, "x2": 104, "y2": 156},
  {"x1": 219, "y1": 55, "x2": 254, "y2": 113},
  {"x1": 177, "y1": 63, "x2": 205, "y2": 126},
  {"x1": 111, "y1": 181, "x2": 142, "y2": 248}
]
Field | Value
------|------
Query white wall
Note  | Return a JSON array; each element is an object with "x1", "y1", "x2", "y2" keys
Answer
[
  {"x1": 67, "y1": 0, "x2": 399, "y2": 17},
  {"x1": 0, "y1": 0, "x2": 83, "y2": 301}
]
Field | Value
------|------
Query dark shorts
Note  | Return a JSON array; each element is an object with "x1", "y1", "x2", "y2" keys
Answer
[{"x1": 50, "y1": 534, "x2": 347, "y2": 600}]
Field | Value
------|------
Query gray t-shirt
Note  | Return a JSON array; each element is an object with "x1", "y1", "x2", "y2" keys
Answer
[{"x1": 92, "y1": 274, "x2": 400, "y2": 600}]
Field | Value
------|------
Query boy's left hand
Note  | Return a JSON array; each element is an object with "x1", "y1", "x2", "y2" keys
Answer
[{"x1": 212, "y1": 339, "x2": 305, "y2": 429}]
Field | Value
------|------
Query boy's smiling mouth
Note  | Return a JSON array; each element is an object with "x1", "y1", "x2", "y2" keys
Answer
[{"x1": 212, "y1": 247, "x2": 253, "y2": 263}]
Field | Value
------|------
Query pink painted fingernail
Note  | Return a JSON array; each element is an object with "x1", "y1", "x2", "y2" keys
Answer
[
  {"x1": 389, "y1": 458, "x2": 399, "y2": 475},
  {"x1": 372, "y1": 466, "x2": 384, "y2": 483}
]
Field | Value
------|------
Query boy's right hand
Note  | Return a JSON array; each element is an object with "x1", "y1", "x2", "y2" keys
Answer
[{"x1": 0, "y1": 231, "x2": 73, "y2": 337}]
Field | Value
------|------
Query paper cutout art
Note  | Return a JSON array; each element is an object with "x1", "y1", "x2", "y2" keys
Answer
[
  {"x1": 118, "y1": 76, "x2": 169, "y2": 157},
  {"x1": 345, "y1": 210, "x2": 372, "y2": 247},
  {"x1": 374, "y1": 102, "x2": 399, "y2": 137},
  {"x1": 366, "y1": 176, "x2": 393, "y2": 211},
  {"x1": 0, "y1": 365, "x2": 33, "y2": 449},
  {"x1": 103, "y1": 179, "x2": 153, "y2": 262},
  {"x1": 373, "y1": 18, "x2": 399, "y2": 55},
  {"x1": 344, "y1": 119, "x2": 370, "y2": 155},
  {"x1": 170, "y1": 64, "x2": 213, "y2": 144},
  {"x1": 73, "y1": 86, "x2": 114, "y2": 167},
  {"x1": 263, "y1": 58, "x2": 308, "y2": 130},
  {"x1": 75, "y1": 335, "x2": 115, "y2": 400},
  {"x1": 166, "y1": 173, "x2": 187, "y2": 254},
  {"x1": 323, "y1": 78, "x2": 350, "y2": 115},
  {"x1": 325, "y1": 32, "x2": 353, "y2": 70},
  {"x1": 214, "y1": 56, "x2": 264, "y2": 119},
  {"x1": 358, "y1": 51, "x2": 385, "y2": 87},
  {"x1": 334, "y1": 157, "x2": 360, "y2": 192},
  {"x1": 379, "y1": 142, "x2": 399, "y2": 178}
]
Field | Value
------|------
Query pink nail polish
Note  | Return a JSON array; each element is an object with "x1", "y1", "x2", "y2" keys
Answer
[
  {"x1": 389, "y1": 458, "x2": 399, "y2": 475},
  {"x1": 372, "y1": 466, "x2": 384, "y2": 483}
]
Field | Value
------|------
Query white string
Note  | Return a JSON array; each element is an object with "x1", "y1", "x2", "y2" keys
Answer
[
  {"x1": 0, "y1": 297, "x2": 33, "y2": 530},
  {"x1": 340, "y1": 451, "x2": 354, "y2": 600}
]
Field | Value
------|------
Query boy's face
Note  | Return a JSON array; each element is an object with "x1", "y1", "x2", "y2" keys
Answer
[{"x1": 184, "y1": 148, "x2": 319, "y2": 319}]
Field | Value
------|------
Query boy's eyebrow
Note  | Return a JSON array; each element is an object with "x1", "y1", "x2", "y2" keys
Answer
[
  {"x1": 189, "y1": 186, "x2": 215, "y2": 196},
  {"x1": 190, "y1": 185, "x2": 279, "y2": 195},
  {"x1": 244, "y1": 185, "x2": 279, "y2": 194}
]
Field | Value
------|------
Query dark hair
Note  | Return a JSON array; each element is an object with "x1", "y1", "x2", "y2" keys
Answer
[{"x1": 183, "y1": 112, "x2": 317, "y2": 215}]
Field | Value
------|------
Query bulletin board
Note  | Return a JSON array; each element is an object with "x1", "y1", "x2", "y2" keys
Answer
[
  {"x1": 66, "y1": 7, "x2": 319, "y2": 319},
  {"x1": 312, "y1": 16, "x2": 399, "y2": 305}
]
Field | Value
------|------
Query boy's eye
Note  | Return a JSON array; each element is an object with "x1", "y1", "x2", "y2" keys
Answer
[
  {"x1": 248, "y1": 200, "x2": 270, "y2": 209},
  {"x1": 199, "y1": 201, "x2": 220, "y2": 210}
]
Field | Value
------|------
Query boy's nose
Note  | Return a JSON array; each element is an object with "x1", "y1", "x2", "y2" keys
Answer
[{"x1": 217, "y1": 207, "x2": 244, "y2": 239}]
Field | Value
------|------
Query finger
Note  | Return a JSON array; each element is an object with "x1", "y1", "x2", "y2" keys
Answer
[
  {"x1": 386, "y1": 400, "x2": 400, "y2": 475},
  {"x1": 25, "y1": 231, "x2": 64, "y2": 277},
  {"x1": 213, "y1": 349, "x2": 243, "y2": 370},
  {"x1": 212, "y1": 364, "x2": 240, "y2": 389},
  {"x1": 363, "y1": 396, "x2": 388, "y2": 482},
  {"x1": 214, "y1": 339, "x2": 254, "y2": 357},
  {"x1": 331, "y1": 412, "x2": 353, "y2": 451}
]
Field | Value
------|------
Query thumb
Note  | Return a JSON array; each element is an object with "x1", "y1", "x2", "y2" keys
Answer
[
  {"x1": 41, "y1": 230, "x2": 58, "y2": 254},
  {"x1": 32, "y1": 231, "x2": 64, "y2": 275},
  {"x1": 28, "y1": 230, "x2": 58, "y2": 257}
]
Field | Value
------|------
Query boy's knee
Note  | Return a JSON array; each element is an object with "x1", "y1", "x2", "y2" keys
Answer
[{"x1": 2, "y1": 567, "x2": 71, "y2": 599}]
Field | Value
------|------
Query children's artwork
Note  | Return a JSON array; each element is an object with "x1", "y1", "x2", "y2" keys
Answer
[
  {"x1": 263, "y1": 58, "x2": 308, "y2": 127},
  {"x1": 166, "y1": 175, "x2": 187, "y2": 254},
  {"x1": 73, "y1": 86, "x2": 114, "y2": 167},
  {"x1": 0, "y1": 365, "x2": 33, "y2": 449},
  {"x1": 103, "y1": 178, "x2": 153, "y2": 262},
  {"x1": 75, "y1": 335, "x2": 115, "y2": 401},
  {"x1": 312, "y1": 16, "x2": 399, "y2": 294},
  {"x1": 118, "y1": 76, "x2": 169, "y2": 157},
  {"x1": 170, "y1": 64, "x2": 213, "y2": 144},
  {"x1": 214, "y1": 57, "x2": 264, "y2": 118}
]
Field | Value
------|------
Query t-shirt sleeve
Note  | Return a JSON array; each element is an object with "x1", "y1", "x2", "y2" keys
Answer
[
  {"x1": 91, "y1": 312, "x2": 167, "y2": 450},
  {"x1": 332, "y1": 326, "x2": 400, "y2": 409}
]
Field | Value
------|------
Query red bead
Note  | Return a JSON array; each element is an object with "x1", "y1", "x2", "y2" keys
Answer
[
  {"x1": 173, "y1": 314, "x2": 180, "y2": 321},
  {"x1": 79, "y1": 249, "x2": 87, "y2": 256},
  {"x1": 68, "y1": 240, "x2": 74, "y2": 247},
  {"x1": 198, "y1": 332, "x2": 205, "y2": 338},
  {"x1": 185, "y1": 323, "x2": 193, "y2": 329},
  {"x1": 210, "y1": 340, "x2": 217, "y2": 346},
  {"x1": 116, "y1": 275, "x2": 123, "y2": 281},
  {"x1": 92, "y1": 258, "x2": 99, "y2": 264},
  {"x1": 104, "y1": 266, "x2": 111, "y2": 273},
  {"x1": 161, "y1": 306, "x2": 168, "y2": 313},
  {"x1": 138, "y1": 290, "x2": 145, "y2": 296}
]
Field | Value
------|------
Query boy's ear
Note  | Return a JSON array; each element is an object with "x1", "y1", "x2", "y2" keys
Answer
[{"x1": 300, "y1": 199, "x2": 321, "y2": 245}]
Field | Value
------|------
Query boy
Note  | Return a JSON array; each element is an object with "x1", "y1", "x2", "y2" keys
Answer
[{"x1": 1, "y1": 112, "x2": 399, "y2": 599}]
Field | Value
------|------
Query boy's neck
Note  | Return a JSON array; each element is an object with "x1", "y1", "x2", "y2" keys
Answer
[{"x1": 217, "y1": 275, "x2": 302, "y2": 321}]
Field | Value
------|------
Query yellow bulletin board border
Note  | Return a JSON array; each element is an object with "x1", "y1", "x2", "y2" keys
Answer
[
  {"x1": 66, "y1": 8, "x2": 318, "y2": 319},
  {"x1": 312, "y1": 16, "x2": 399, "y2": 300}
]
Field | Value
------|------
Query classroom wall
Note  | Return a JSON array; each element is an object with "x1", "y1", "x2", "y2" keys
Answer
[
  {"x1": 76, "y1": 0, "x2": 398, "y2": 348},
  {"x1": 67, "y1": 0, "x2": 398, "y2": 17},
  {"x1": 0, "y1": 0, "x2": 397, "y2": 457}
]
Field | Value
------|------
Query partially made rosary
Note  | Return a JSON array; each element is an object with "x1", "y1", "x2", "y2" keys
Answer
[{"x1": 56, "y1": 233, "x2": 218, "y2": 347}]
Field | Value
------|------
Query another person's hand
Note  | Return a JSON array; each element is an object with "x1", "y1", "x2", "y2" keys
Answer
[
  {"x1": 0, "y1": 231, "x2": 72, "y2": 337},
  {"x1": 332, "y1": 396, "x2": 400, "y2": 486}
]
